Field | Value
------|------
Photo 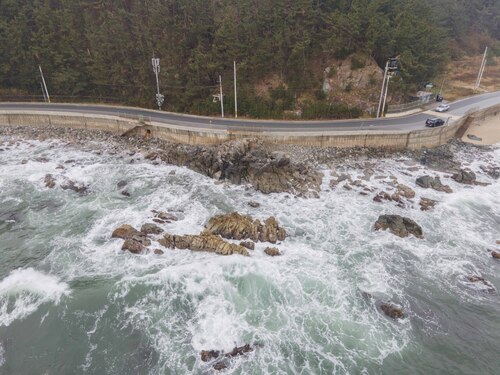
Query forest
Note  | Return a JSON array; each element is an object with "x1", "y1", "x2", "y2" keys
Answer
[{"x1": 0, "y1": 0, "x2": 498, "y2": 118}]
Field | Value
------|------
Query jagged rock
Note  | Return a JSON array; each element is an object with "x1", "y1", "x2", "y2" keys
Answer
[
  {"x1": 159, "y1": 233, "x2": 249, "y2": 256},
  {"x1": 153, "y1": 248, "x2": 164, "y2": 255},
  {"x1": 264, "y1": 247, "x2": 281, "y2": 256},
  {"x1": 240, "y1": 241, "x2": 255, "y2": 250},
  {"x1": 204, "y1": 212, "x2": 286, "y2": 243},
  {"x1": 452, "y1": 169, "x2": 476, "y2": 184},
  {"x1": 141, "y1": 223, "x2": 164, "y2": 235},
  {"x1": 44, "y1": 174, "x2": 56, "y2": 188},
  {"x1": 226, "y1": 344, "x2": 253, "y2": 357},
  {"x1": 147, "y1": 139, "x2": 322, "y2": 196},
  {"x1": 112, "y1": 224, "x2": 142, "y2": 239},
  {"x1": 152, "y1": 210, "x2": 178, "y2": 222},
  {"x1": 152, "y1": 218, "x2": 166, "y2": 224},
  {"x1": 419, "y1": 198, "x2": 437, "y2": 211},
  {"x1": 374, "y1": 215, "x2": 423, "y2": 238},
  {"x1": 380, "y1": 302, "x2": 404, "y2": 319},
  {"x1": 130, "y1": 235, "x2": 151, "y2": 246},
  {"x1": 117, "y1": 180, "x2": 127, "y2": 188},
  {"x1": 248, "y1": 201, "x2": 260, "y2": 208},
  {"x1": 416, "y1": 175, "x2": 452, "y2": 193},
  {"x1": 61, "y1": 180, "x2": 89, "y2": 194},
  {"x1": 491, "y1": 251, "x2": 500, "y2": 259},
  {"x1": 330, "y1": 174, "x2": 350, "y2": 189},
  {"x1": 122, "y1": 238, "x2": 145, "y2": 254},
  {"x1": 201, "y1": 350, "x2": 220, "y2": 362}
]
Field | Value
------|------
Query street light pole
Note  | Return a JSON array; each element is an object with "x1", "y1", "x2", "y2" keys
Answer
[{"x1": 152, "y1": 55, "x2": 164, "y2": 110}]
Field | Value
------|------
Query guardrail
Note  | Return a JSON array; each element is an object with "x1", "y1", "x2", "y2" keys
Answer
[{"x1": 387, "y1": 94, "x2": 436, "y2": 114}]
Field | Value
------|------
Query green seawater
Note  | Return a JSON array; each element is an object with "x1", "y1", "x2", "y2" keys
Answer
[{"x1": 0, "y1": 139, "x2": 499, "y2": 374}]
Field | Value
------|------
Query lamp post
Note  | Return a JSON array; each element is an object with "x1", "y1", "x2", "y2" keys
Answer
[{"x1": 152, "y1": 56, "x2": 164, "y2": 110}]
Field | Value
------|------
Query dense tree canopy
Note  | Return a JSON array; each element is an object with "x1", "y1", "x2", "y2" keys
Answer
[{"x1": 0, "y1": 0, "x2": 498, "y2": 118}]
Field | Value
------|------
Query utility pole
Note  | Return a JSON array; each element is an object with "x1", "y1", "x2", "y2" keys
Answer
[
  {"x1": 39, "y1": 65, "x2": 50, "y2": 103},
  {"x1": 219, "y1": 75, "x2": 224, "y2": 118},
  {"x1": 475, "y1": 47, "x2": 488, "y2": 91},
  {"x1": 233, "y1": 61, "x2": 238, "y2": 118},
  {"x1": 152, "y1": 55, "x2": 164, "y2": 110},
  {"x1": 381, "y1": 75, "x2": 390, "y2": 117},
  {"x1": 376, "y1": 61, "x2": 389, "y2": 118}
]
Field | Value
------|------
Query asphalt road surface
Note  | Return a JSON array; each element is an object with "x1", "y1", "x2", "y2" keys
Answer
[{"x1": 1, "y1": 91, "x2": 499, "y2": 133}]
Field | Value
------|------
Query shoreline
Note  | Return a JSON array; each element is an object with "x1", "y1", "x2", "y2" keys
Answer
[{"x1": 1, "y1": 123, "x2": 498, "y2": 196}]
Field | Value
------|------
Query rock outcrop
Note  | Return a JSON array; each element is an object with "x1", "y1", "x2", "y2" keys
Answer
[
  {"x1": 159, "y1": 233, "x2": 249, "y2": 256},
  {"x1": 374, "y1": 215, "x2": 423, "y2": 238},
  {"x1": 452, "y1": 169, "x2": 476, "y2": 184},
  {"x1": 145, "y1": 139, "x2": 322, "y2": 196},
  {"x1": 201, "y1": 344, "x2": 255, "y2": 371},
  {"x1": 204, "y1": 212, "x2": 286, "y2": 243}
]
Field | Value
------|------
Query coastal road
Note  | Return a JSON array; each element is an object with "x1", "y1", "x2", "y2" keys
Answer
[{"x1": 1, "y1": 91, "x2": 499, "y2": 133}]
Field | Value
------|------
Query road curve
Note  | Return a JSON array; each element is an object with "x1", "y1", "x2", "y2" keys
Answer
[{"x1": 1, "y1": 91, "x2": 499, "y2": 133}]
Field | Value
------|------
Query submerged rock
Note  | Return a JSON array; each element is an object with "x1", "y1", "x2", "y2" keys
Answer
[
  {"x1": 152, "y1": 210, "x2": 178, "y2": 222},
  {"x1": 117, "y1": 180, "x2": 128, "y2": 188},
  {"x1": 121, "y1": 190, "x2": 131, "y2": 197},
  {"x1": 159, "y1": 233, "x2": 249, "y2": 256},
  {"x1": 248, "y1": 201, "x2": 260, "y2": 208},
  {"x1": 140, "y1": 223, "x2": 164, "y2": 235},
  {"x1": 204, "y1": 212, "x2": 286, "y2": 243},
  {"x1": 467, "y1": 276, "x2": 496, "y2": 292},
  {"x1": 264, "y1": 247, "x2": 281, "y2": 256},
  {"x1": 380, "y1": 302, "x2": 404, "y2": 319},
  {"x1": 226, "y1": 344, "x2": 253, "y2": 357},
  {"x1": 61, "y1": 180, "x2": 89, "y2": 194},
  {"x1": 44, "y1": 174, "x2": 56, "y2": 189},
  {"x1": 452, "y1": 169, "x2": 476, "y2": 184},
  {"x1": 153, "y1": 248, "x2": 164, "y2": 255},
  {"x1": 201, "y1": 350, "x2": 220, "y2": 362},
  {"x1": 419, "y1": 197, "x2": 437, "y2": 211},
  {"x1": 374, "y1": 215, "x2": 423, "y2": 238}
]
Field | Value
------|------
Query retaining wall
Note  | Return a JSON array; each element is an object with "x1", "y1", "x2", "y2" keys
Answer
[{"x1": 1, "y1": 104, "x2": 499, "y2": 149}]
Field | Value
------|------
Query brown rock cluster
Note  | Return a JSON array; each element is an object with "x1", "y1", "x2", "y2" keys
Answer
[
  {"x1": 374, "y1": 215, "x2": 423, "y2": 239},
  {"x1": 204, "y1": 212, "x2": 286, "y2": 243},
  {"x1": 159, "y1": 233, "x2": 249, "y2": 256}
]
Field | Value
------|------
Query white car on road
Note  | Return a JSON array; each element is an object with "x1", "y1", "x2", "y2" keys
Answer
[{"x1": 435, "y1": 104, "x2": 450, "y2": 112}]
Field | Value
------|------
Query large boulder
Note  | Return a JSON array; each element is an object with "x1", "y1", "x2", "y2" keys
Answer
[
  {"x1": 264, "y1": 247, "x2": 281, "y2": 256},
  {"x1": 159, "y1": 233, "x2": 249, "y2": 256},
  {"x1": 374, "y1": 215, "x2": 423, "y2": 238},
  {"x1": 204, "y1": 212, "x2": 286, "y2": 243},
  {"x1": 122, "y1": 238, "x2": 145, "y2": 254},
  {"x1": 452, "y1": 169, "x2": 476, "y2": 184},
  {"x1": 491, "y1": 251, "x2": 500, "y2": 259},
  {"x1": 112, "y1": 224, "x2": 142, "y2": 239}
]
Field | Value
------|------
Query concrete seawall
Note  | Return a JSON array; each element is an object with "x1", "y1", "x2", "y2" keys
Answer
[{"x1": 1, "y1": 104, "x2": 499, "y2": 149}]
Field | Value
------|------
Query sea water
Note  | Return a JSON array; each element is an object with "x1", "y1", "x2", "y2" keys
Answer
[{"x1": 0, "y1": 139, "x2": 499, "y2": 374}]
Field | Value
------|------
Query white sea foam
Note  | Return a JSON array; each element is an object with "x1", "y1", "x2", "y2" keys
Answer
[{"x1": 0, "y1": 268, "x2": 70, "y2": 326}]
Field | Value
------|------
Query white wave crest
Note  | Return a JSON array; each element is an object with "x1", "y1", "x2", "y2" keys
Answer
[{"x1": 0, "y1": 268, "x2": 70, "y2": 326}]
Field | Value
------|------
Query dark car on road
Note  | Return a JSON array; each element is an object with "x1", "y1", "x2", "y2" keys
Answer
[{"x1": 425, "y1": 118, "x2": 445, "y2": 127}]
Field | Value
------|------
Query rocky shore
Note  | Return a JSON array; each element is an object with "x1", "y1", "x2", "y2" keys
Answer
[{"x1": 1, "y1": 124, "x2": 498, "y2": 198}]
